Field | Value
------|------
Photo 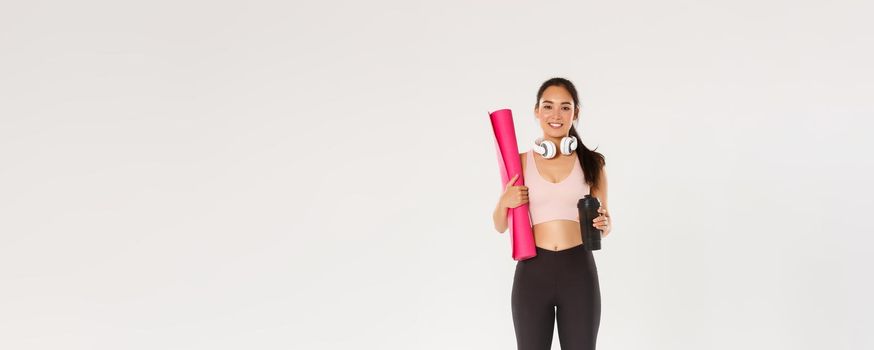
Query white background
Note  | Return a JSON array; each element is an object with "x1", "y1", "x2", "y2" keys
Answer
[{"x1": 1, "y1": 1, "x2": 872, "y2": 349}]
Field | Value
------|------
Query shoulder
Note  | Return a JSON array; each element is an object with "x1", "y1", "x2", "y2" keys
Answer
[
  {"x1": 590, "y1": 149, "x2": 606, "y2": 168},
  {"x1": 593, "y1": 163, "x2": 607, "y2": 192},
  {"x1": 588, "y1": 150, "x2": 607, "y2": 191},
  {"x1": 595, "y1": 153, "x2": 607, "y2": 182}
]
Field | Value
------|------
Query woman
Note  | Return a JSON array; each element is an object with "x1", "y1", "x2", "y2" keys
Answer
[{"x1": 492, "y1": 77, "x2": 612, "y2": 350}]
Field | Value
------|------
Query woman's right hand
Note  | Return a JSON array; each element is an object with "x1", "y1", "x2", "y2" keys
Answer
[{"x1": 500, "y1": 173, "x2": 528, "y2": 209}]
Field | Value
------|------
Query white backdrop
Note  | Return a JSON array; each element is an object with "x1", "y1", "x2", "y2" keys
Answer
[{"x1": 1, "y1": 1, "x2": 872, "y2": 349}]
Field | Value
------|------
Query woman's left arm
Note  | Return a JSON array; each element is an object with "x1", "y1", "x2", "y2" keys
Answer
[{"x1": 591, "y1": 166, "x2": 612, "y2": 237}]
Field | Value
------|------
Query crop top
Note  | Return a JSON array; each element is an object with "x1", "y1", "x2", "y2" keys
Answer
[{"x1": 523, "y1": 148, "x2": 590, "y2": 225}]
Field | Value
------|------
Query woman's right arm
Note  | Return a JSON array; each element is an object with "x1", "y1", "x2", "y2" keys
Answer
[
  {"x1": 493, "y1": 173, "x2": 527, "y2": 233},
  {"x1": 493, "y1": 199, "x2": 509, "y2": 233}
]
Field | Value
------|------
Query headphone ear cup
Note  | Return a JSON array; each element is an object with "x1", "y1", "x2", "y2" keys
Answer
[
  {"x1": 544, "y1": 141, "x2": 556, "y2": 159},
  {"x1": 560, "y1": 137, "x2": 571, "y2": 155},
  {"x1": 534, "y1": 138, "x2": 558, "y2": 159},
  {"x1": 563, "y1": 136, "x2": 578, "y2": 154},
  {"x1": 533, "y1": 138, "x2": 547, "y2": 157}
]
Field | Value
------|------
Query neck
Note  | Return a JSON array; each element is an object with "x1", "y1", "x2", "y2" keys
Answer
[
  {"x1": 541, "y1": 134, "x2": 575, "y2": 158},
  {"x1": 543, "y1": 135, "x2": 563, "y2": 145}
]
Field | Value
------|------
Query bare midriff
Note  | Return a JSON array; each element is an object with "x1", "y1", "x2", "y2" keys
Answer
[{"x1": 533, "y1": 219, "x2": 584, "y2": 251}]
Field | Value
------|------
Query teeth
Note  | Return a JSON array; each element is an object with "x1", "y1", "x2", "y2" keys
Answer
[{"x1": 549, "y1": 123, "x2": 562, "y2": 127}]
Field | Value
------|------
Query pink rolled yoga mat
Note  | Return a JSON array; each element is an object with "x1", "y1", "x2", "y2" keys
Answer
[{"x1": 489, "y1": 109, "x2": 536, "y2": 261}]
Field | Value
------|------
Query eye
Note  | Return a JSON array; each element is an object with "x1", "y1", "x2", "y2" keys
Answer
[
  {"x1": 562, "y1": 106, "x2": 571, "y2": 111},
  {"x1": 544, "y1": 105, "x2": 552, "y2": 109}
]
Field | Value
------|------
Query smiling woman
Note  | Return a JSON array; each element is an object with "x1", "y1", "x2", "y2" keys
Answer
[{"x1": 493, "y1": 77, "x2": 610, "y2": 350}]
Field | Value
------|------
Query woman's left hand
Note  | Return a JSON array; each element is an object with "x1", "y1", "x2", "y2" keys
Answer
[{"x1": 593, "y1": 206, "x2": 612, "y2": 237}]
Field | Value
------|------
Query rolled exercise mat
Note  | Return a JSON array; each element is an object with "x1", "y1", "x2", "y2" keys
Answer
[{"x1": 489, "y1": 109, "x2": 536, "y2": 261}]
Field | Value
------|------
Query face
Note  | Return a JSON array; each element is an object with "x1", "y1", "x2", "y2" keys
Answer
[{"x1": 534, "y1": 85, "x2": 578, "y2": 137}]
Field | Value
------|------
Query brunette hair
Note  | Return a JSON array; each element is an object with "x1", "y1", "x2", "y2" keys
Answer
[{"x1": 535, "y1": 77, "x2": 606, "y2": 190}]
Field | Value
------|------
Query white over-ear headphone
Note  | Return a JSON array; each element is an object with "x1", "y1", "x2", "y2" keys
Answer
[{"x1": 533, "y1": 135, "x2": 578, "y2": 159}]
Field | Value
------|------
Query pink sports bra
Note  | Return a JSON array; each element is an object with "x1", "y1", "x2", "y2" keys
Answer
[{"x1": 524, "y1": 148, "x2": 590, "y2": 225}]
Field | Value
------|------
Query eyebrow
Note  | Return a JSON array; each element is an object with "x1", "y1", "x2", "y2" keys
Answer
[{"x1": 542, "y1": 100, "x2": 572, "y2": 105}]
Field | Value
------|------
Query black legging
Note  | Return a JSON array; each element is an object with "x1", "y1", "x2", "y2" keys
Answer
[{"x1": 511, "y1": 243, "x2": 601, "y2": 350}]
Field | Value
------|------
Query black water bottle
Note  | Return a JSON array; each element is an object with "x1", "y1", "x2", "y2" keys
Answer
[{"x1": 577, "y1": 195, "x2": 602, "y2": 251}]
